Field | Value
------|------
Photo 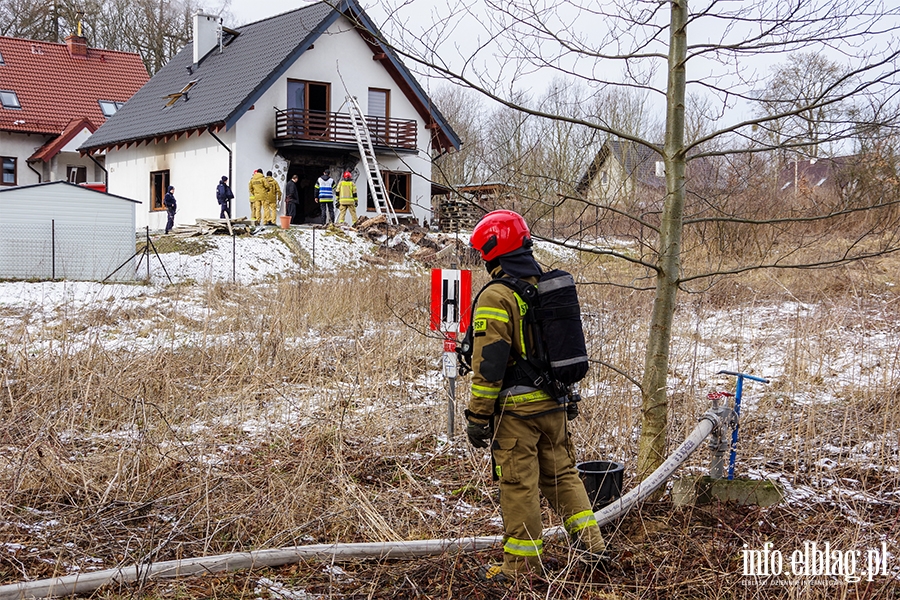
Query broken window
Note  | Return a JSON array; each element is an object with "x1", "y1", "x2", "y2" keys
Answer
[
  {"x1": 150, "y1": 170, "x2": 170, "y2": 211},
  {"x1": 0, "y1": 90, "x2": 21, "y2": 109},
  {"x1": 1, "y1": 157, "x2": 15, "y2": 185}
]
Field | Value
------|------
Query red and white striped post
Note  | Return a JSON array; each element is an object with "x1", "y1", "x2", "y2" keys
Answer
[{"x1": 430, "y1": 267, "x2": 471, "y2": 438}]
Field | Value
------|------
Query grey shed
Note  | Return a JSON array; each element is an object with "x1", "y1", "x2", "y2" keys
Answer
[{"x1": 0, "y1": 181, "x2": 138, "y2": 281}]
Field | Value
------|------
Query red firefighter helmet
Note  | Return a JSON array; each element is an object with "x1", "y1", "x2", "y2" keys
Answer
[
  {"x1": 343, "y1": 171, "x2": 352, "y2": 179},
  {"x1": 470, "y1": 210, "x2": 531, "y2": 261}
]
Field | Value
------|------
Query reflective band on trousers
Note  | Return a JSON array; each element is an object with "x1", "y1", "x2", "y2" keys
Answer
[
  {"x1": 564, "y1": 509, "x2": 598, "y2": 535},
  {"x1": 504, "y1": 537, "x2": 543, "y2": 557},
  {"x1": 500, "y1": 388, "x2": 552, "y2": 406},
  {"x1": 474, "y1": 306, "x2": 509, "y2": 323}
]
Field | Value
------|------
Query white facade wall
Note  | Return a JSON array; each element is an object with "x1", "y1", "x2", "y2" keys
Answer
[
  {"x1": 103, "y1": 14, "x2": 437, "y2": 229},
  {"x1": 0, "y1": 182, "x2": 137, "y2": 280},
  {"x1": 106, "y1": 131, "x2": 233, "y2": 231},
  {"x1": 0, "y1": 133, "x2": 53, "y2": 187}
]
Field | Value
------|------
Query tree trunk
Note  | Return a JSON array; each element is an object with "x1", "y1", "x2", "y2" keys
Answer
[{"x1": 637, "y1": 0, "x2": 688, "y2": 481}]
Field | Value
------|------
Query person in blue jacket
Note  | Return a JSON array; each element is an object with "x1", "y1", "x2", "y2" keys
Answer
[
  {"x1": 163, "y1": 186, "x2": 177, "y2": 233},
  {"x1": 315, "y1": 169, "x2": 336, "y2": 225},
  {"x1": 216, "y1": 176, "x2": 234, "y2": 219}
]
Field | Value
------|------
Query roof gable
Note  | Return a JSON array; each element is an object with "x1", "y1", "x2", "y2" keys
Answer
[
  {"x1": 577, "y1": 140, "x2": 664, "y2": 193},
  {"x1": 0, "y1": 36, "x2": 148, "y2": 136},
  {"x1": 29, "y1": 118, "x2": 96, "y2": 162},
  {"x1": 81, "y1": 0, "x2": 459, "y2": 153}
]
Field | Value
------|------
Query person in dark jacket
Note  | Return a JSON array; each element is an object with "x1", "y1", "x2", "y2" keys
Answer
[
  {"x1": 163, "y1": 185, "x2": 177, "y2": 233},
  {"x1": 284, "y1": 174, "x2": 300, "y2": 223},
  {"x1": 216, "y1": 176, "x2": 234, "y2": 219}
]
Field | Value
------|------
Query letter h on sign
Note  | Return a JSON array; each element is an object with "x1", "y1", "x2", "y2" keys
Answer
[{"x1": 429, "y1": 269, "x2": 472, "y2": 333}]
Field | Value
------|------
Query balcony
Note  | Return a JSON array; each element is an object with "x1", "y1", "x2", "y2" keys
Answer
[{"x1": 274, "y1": 109, "x2": 418, "y2": 152}]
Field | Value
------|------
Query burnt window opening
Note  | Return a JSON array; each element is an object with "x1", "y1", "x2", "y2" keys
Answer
[
  {"x1": 150, "y1": 170, "x2": 170, "y2": 211},
  {"x1": 367, "y1": 171, "x2": 410, "y2": 213}
]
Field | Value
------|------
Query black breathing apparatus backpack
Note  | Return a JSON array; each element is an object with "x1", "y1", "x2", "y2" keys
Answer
[{"x1": 457, "y1": 269, "x2": 589, "y2": 395}]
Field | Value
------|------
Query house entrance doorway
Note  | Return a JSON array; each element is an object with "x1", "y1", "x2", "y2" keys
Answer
[{"x1": 287, "y1": 164, "x2": 331, "y2": 224}]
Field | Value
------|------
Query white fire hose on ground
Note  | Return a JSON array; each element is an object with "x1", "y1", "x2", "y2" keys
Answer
[{"x1": 0, "y1": 411, "x2": 721, "y2": 600}]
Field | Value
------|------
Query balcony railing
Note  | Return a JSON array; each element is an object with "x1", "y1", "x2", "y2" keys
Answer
[{"x1": 275, "y1": 109, "x2": 418, "y2": 151}]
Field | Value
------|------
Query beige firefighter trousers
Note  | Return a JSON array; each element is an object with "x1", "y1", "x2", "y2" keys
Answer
[{"x1": 492, "y1": 404, "x2": 606, "y2": 574}]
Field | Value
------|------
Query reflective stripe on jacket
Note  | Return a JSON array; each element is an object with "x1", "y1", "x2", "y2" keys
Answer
[
  {"x1": 467, "y1": 273, "x2": 551, "y2": 418},
  {"x1": 337, "y1": 179, "x2": 357, "y2": 205},
  {"x1": 316, "y1": 177, "x2": 335, "y2": 201}
]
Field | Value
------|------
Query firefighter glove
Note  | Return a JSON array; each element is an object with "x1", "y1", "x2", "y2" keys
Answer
[
  {"x1": 566, "y1": 401, "x2": 579, "y2": 421},
  {"x1": 466, "y1": 419, "x2": 492, "y2": 448}
]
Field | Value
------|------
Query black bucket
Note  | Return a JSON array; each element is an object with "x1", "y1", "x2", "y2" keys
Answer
[{"x1": 576, "y1": 460, "x2": 624, "y2": 510}]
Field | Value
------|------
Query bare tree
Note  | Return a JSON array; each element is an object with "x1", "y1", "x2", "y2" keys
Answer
[
  {"x1": 756, "y1": 53, "x2": 856, "y2": 160},
  {"x1": 379, "y1": 0, "x2": 900, "y2": 479}
]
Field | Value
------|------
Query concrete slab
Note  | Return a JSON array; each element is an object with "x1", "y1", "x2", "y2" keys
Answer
[{"x1": 672, "y1": 476, "x2": 784, "y2": 507}]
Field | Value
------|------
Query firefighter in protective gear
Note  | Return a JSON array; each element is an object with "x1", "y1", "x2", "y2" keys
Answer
[
  {"x1": 248, "y1": 169, "x2": 270, "y2": 225},
  {"x1": 335, "y1": 170, "x2": 358, "y2": 226},
  {"x1": 263, "y1": 171, "x2": 282, "y2": 225},
  {"x1": 465, "y1": 209, "x2": 607, "y2": 581}
]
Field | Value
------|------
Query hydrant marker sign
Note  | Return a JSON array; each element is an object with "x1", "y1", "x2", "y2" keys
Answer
[{"x1": 429, "y1": 269, "x2": 472, "y2": 333}]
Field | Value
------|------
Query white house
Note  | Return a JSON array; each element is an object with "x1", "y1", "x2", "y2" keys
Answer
[
  {"x1": 0, "y1": 33, "x2": 148, "y2": 188},
  {"x1": 0, "y1": 181, "x2": 138, "y2": 281},
  {"x1": 80, "y1": 0, "x2": 461, "y2": 230}
]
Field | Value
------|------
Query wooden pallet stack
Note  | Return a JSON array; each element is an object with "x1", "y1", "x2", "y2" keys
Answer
[{"x1": 438, "y1": 198, "x2": 480, "y2": 233}]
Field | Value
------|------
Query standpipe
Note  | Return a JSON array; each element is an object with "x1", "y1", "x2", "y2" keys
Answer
[{"x1": 0, "y1": 412, "x2": 722, "y2": 600}]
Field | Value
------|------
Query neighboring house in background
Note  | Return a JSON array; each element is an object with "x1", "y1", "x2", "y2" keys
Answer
[
  {"x1": 0, "y1": 33, "x2": 149, "y2": 188},
  {"x1": 80, "y1": 0, "x2": 460, "y2": 231},
  {"x1": 576, "y1": 139, "x2": 730, "y2": 209},
  {"x1": 776, "y1": 156, "x2": 857, "y2": 199},
  {"x1": 576, "y1": 140, "x2": 665, "y2": 208}
]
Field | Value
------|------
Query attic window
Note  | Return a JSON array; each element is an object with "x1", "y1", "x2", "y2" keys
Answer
[
  {"x1": 99, "y1": 100, "x2": 124, "y2": 116},
  {"x1": 0, "y1": 51, "x2": 5, "y2": 65},
  {"x1": 0, "y1": 90, "x2": 21, "y2": 109}
]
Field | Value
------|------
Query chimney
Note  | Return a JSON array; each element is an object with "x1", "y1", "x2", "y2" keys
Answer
[
  {"x1": 65, "y1": 34, "x2": 87, "y2": 58},
  {"x1": 66, "y1": 12, "x2": 88, "y2": 58},
  {"x1": 193, "y1": 12, "x2": 221, "y2": 65}
]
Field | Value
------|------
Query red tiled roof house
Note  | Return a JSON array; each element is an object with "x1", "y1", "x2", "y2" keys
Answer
[{"x1": 0, "y1": 32, "x2": 148, "y2": 187}]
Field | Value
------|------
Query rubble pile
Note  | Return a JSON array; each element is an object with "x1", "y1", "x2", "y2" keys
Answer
[{"x1": 354, "y1": 215, "x2": 480, "y2": 266}]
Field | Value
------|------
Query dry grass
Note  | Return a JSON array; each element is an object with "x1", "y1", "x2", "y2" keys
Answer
[{"x1": 1, "y1": 234, "x2": 899, "y2": 599}]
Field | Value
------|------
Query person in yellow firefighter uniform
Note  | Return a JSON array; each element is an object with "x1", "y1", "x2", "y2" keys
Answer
[
  {"x1": 335, "y1": 171, "x2": 358, "y2": 226},
  {"x1": 263, "y1": 171, "x2": 282, "y2": 226},
  {"x1": 465, "y1": 210, "x2": 607, "y2": 584},
  {"x1": 248, "y1": 169, "x2": 271, "y2": 226}
]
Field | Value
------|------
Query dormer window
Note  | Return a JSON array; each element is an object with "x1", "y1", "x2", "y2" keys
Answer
[
  {"x1": 0, "y1": 51, "x2": 5, "y2": 65},
  {"x1": 0, "y1": 90, "x2": 21, "y2": 109},
  {"x1": 99, "y1": 100, "x2": 124, "y2": 117}
]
